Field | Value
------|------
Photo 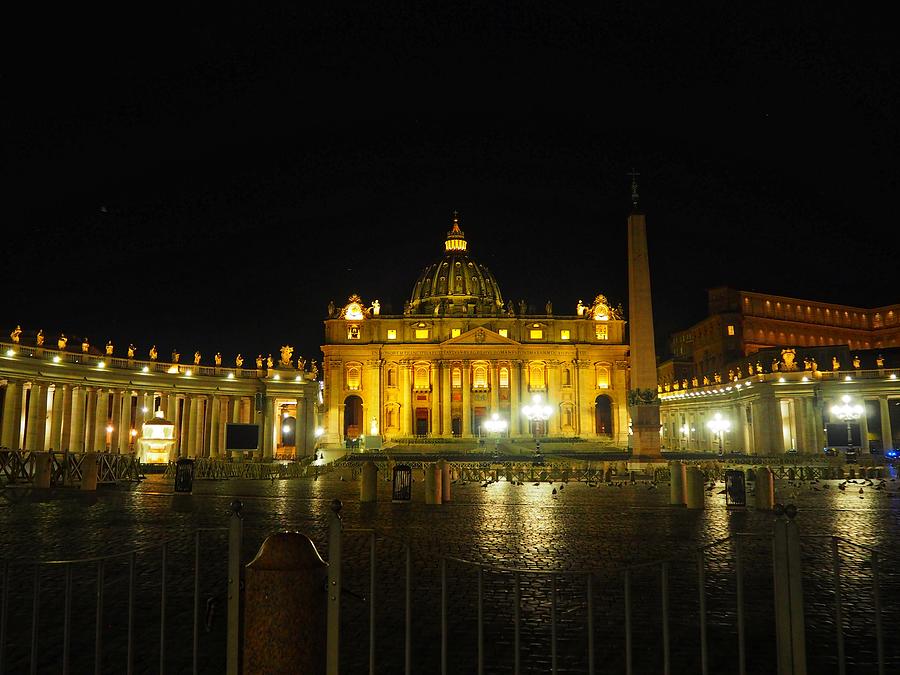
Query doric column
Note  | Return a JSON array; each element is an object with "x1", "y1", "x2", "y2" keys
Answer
[
  {"x1": 84, "y1": 387, "x2": 98, "y2": 452},
  {"x1": 241, "y1": 397, "x2": 251, "y2": 423},
  {"x1": 510, "y1": 361, "x2": 521, "y2": 436},
  {"x1": 209, "y1": 395, "x2": 220, "y2": 458},
  {"x1": 24, "y1": 382, "x2": 44, "y2": 452},
  {"x1": 119, "y1": 390, "x2": 133, "y2": 454},
  {"x1": 92, "y1": 389, "x2": 109, "y2": 452},
  {"x1": 49, "y1": 385, "x2": 66, "y2": 451},
  {"x1": 430, "y1": 362, "x2": 440, "y2": 435},
  {"x1": 858, "y1": 399, "x2": 870, "y2": 453},
  {"x1": 109, "y1": 390, "x2": 123, "y2": 453},
  {"x1": 461, "y1": 361, "x2": 472, "y2": 437},
  {"x1": 182, "y1": 396, "x2": 195, "y2": 458},
  {"x1": 880, "y1": 397, "x2": 894, "y2": 450},
  {"x1": 489, "y1": 362, "x2": 500, "y2": 415},
  {"x1": 1, "y1": 380, "x2": 22, "y2": 449},
  {"x1": 171, "y1": 396, "x2": 183, "y2": 456},
  {"x1": 576, "y1": 360, "x2": 594, "y2": 436},
  {"x1": 158, "y1": 392, "x2": 169, "y2": 419},
  {"x1": 193, "y1": 397, "x2": 205, "y2": 458},
  {"x1": 60, "y1": 384, "x2": 73, "y2": 451},
  {"x1": 400, "y1": 361, "x2": 411, "y2": 436},
  {"x1": 441, "y1": 361, "x2": 451, "y2": 437},
  {"x1": 294, "y1": 396, "x2": 304, "y2": 456},
  {"x1": 547, "y1": 361, "x2": 560, "y2": 435},
  {"x1": 263, "y1": 396, "x2": 275, "y2": 458},
  {"x1": 133, "y1": 391, "x2": 146, "y2": 431},
  {"x1": 69, "y1": 387, "x2": 85, "y2": 452}
]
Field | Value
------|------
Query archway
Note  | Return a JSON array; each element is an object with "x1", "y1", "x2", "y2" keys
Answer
[
  {"x1": 344, "y1": 395, "x2": 363, "y2": 439},
  {"x1": 595, "y1": 395, "x2": 613, "y2": 437},
  {"x1": 280, "y1": 416, "x2": 296, "y2": 446}
]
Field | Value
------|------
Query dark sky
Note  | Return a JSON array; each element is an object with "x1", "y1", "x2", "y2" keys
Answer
[{"x1": 11, "y1": 2, "x2": 897, "y2": 365}]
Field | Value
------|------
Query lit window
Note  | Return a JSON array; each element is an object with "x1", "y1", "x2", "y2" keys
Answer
[
  {"x1": 499, "y1": 367, "x2": 509, "y2": 388},
  {"x1": 451, "y1": 328, "x2": 461, "y2": 338},
  {"x1": 529, "y1": 363, "x2": 545, "y2": 389},
  {"x1": 560, "y1": 329, "x2": 570, "y2": 340},
  {"x1": 346, "y1": 365, "x2": 361, "y2": 390},
  {"x1": 387, "y1": 329, "x2": 397, "y2": 340},
  {"x1": 414, "y1": 366, "x2": 429, "y2": 389},
  {"x1": 529, "y1": 329, "x2": 543, "y2": 340},
  {"x1": 727, "y1": 325, "x2": 735, "y2": 336},
  {"x1": 498, "y1": 329, "x2": 508, "y2": 338},
  {"x1": 473, "y1": 364, "x2": 488, "y2": 389},
  {"x1": 595, "y1": 325, "x2": 608, "y2": 340},
  {"x1": 415, "y1": 329, "x2": 429, "y2": 339},
  {"x1": 348, "y1": 324, "x2": 361, "y2": 340},
  {"x1": 452, "y1": 367, "x2": 461, "y2": 388},
  {"x1": 596, "y1": 366, "x2": 610, "y2": 389},
  {"x1": 386, "y1": 368, "x2": 396, "y2": 386}
]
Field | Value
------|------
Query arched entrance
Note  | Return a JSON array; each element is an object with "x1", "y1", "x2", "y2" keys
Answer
[
  {"x1": 344, "y1": 395, "x2": 363, "y2": 440},
  {"x1": 280, "y1": 416, "x2": 296, "y2": 446},
  {"x1": 595, "y1": 395, "x2": 613, "y2": 437}
]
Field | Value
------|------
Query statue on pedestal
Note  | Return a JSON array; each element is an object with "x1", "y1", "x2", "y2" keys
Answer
[
  {"x1": 214, "y1": 352, "x2": 222, "y2": 366},
  {"x1": 327, "y1": 300, "x2": 335, "y2": 317},
  {"x1": 127, "y1": 344, "x2": 135, "y2": 359},
  {"x1": 371, "y1": 299, "x2": 380, "y2": 316},
  {"x1": 106, "y1": 341, "x2": 114, "y2": 356},
  {"x1": 297, "y1": 356, "x2": 306, "y2": 372},
  {"x1": 714, "y1": 372, "x2": 722, "y2": 384},
  {"x1": 772, "y1": 359, "x2": 779, "y2": 372},
  {"x1": 36, "y1": 330, "x2": 44, "y2": 347},
  {"x1": 852, "y1": 355, "x2": 861, "y2": 369},
  {"x1": 149, "y1": 345, "x2": 158, "y2": 361},
  {"x1": 728, "y1": 369, "x2": 734, "y2": 381},
  {"x1": 876, "y1": 354, "x2": 884, "y2": 368},
  {"x1": 576, "y1": 300, "x2": 585, "y2": 316},
  {"x1": 518, "y1": 299, "x2": 527, "y2": 315},
  {"x1": 256, "y1": 355, "x2": 263, "y2": 369},
  {"x1": 736, "y1": 366, "x2": 743, "y2": 379},
  {"x1": 279, "y1": 345, "x2": 293, "y2": 368},
  {"x1": 194, "y1": 351, "x2": 202, "y2": 366},
  {"x1": 781, "y1": 349, "x2": 797, "y2": 371},
  {"x1": 832, "y1": 356, "x2": 841, "y2": 371},
  {"x1": 803, "y1": 357, "x2": 812, "y2": 371},
  {"x1": 266, "y1": 354, "x2": 273, "y2": 369},
  {"x1": 691, "y1": 376, "x2": 699, "y2": 387},
  {"x1": 657, "y1": 384, "x2": 662, "y2": 393},
  {"x1": 9, "y1": 325, "x2": 21, "y2": 343},
  {"x1": 545, "y1": 300, "x2": 553, "y2": 315},
  {"x1": 810, "y1": 358, "x2": 818, "y2": 372},
  {"x1": 703, "y1": 375, "x2": 710, "y2": 386},
  {"x1": 235, "y1": 354, "x2": 244, "y2": 368},
  {"x1": 58, "y1": 334, "x2": 67, "y2": 350},
  {"x1": 82, "y1": 338, "x2": 90, "y2": 353},
  {"x1": 756, "y1": 362, "x2": 763, "y2": 374},
  {"x1": 171, "y1": 350, "x2": 180, "y2": 364},
  {"x1": 682, "y1": 378, "x2": 688, "y2": 389},
  {"x1": 310, "y1": 359, "x2": 319, "y2": 379}
]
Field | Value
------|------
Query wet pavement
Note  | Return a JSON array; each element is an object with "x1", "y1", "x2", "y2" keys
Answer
[{"x1": 1, "y1": 468, "x2": 899, "y2": 673}]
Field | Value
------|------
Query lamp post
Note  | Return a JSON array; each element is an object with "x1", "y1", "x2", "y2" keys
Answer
[
  {"x1": 483, "y1": 413, "x2": 507, "y2": 454},
  {"x1": 522, "y1": 394, "x2": 552, "y2": 438},
  {"x1": 830, "y1": 395, "x2": 863, "y2": 449},
  {"x1": 706, "y1": 413, "x2": 731, "y2": 455}
]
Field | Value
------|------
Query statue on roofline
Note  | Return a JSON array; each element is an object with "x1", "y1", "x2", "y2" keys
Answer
[
  {"x1": 149, "y1": 345, "x2": 158, "y2": 361},
  {"x1": 127, "y1": 344, "x2": 135, "y2": 359},
  {"x1": 106, "y1": 341, "x2": 114, "y2": 356},
  {"x1": 214, "y1": 352, "x2": 222, "y2": 366},
  {"x1": 58, "y1": 334, "x2": 68, "y2": 350},
  {"x1": 194, "y1": 351, "x2": 202, "y2": 366},
  {"x1": 10, "y1": 325, "x2": 21, "y2": 343},
  {"x1": 36, "y1": 330, "x2": 44, "y2": 347},
  {"x1": 236, "y1": 353, "x2": 244, "y2": 368}
]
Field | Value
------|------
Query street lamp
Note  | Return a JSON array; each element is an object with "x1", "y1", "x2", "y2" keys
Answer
[
  {"x1": 483, "y1": 413, "x2": 507, "y2": 454},
  {"x1": 522, "y1": 394, "x2": 552, "y2": 437},
  {"x1": 706, "y1": 413, "x2": 731, "y2": 455},
  {"x1": 830, "y1": 395, "x2": 863, "y2": 448}
]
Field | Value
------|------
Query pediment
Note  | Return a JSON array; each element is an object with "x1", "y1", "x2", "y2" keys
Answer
[{"x1": 441, "y1": 327, "x2": 520, "y2": 346}]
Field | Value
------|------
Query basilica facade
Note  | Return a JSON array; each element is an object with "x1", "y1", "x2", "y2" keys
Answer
[{"x1": 321, "y1": 215, "x2": 631, "y2": 448}]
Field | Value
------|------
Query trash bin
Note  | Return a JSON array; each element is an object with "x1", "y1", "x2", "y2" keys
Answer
[
  {"x1": 392, "y1": 464, "x2": 412, "y2": 502},
  {"x1": 724, "y1": 469, "x2": 746, "y2": 508},
  {"x1": 174, "y1": 458, "x2": 195, "y2": 493}
]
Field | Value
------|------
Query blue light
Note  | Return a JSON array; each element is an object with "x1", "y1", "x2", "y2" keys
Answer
[{"x1": 886, "y1": 449, "x2": 898, "y2": 459}]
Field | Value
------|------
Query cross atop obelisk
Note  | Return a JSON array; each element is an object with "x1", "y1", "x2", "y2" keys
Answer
[{"x1": 627, "y1": 168, "x2": 640, "y2": 209}]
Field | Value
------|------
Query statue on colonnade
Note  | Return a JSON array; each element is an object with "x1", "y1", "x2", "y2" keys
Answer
[{"x1": 9, "y1": 325, "x2": 21, "y2": 343}]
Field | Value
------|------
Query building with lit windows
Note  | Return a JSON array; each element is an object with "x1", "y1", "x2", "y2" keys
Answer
[{"x1": 320, "y1": 214, "x2": 632, "y2": 449}]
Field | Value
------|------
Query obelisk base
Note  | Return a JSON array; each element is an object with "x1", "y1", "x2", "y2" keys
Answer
[{"x1": 630, "y1": 404, "x2": 661, "y2": 459}]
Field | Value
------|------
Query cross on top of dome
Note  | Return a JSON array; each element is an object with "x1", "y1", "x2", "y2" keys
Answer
[{"x1": 445, "y1": 211, "x2": 467, "y2": 252}]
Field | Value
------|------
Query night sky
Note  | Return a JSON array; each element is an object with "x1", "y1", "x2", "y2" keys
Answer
[{"x1": 12, "y1": 3, "x2": 897, "y2": 366}]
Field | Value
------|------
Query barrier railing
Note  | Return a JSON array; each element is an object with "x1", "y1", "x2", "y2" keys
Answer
[{"x1": 0, "y1": 450, "x2": 140, "y2": 486}]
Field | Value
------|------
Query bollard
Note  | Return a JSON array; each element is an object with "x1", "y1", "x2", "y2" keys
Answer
[
  {"x1": 33, "y1": 452, "x2": 52, "y2": 489},
  {"x1": 360, "y1": 461, "x2": 377, "y2": 503},
  {"x1": 685, "y1": 466, "x2": 705, "y2": 509},
  {"x1": 755, "y1": 467, "x2": 775, "y2": 510},
  {"x1": 772, "y1": 504, "x2": 806, "y2": 674},
  {"x1": 669, "y1": 461, "x2": 686, "y2": 506},
  {"x1": 81, "y1": 453, "x2": 99, "y2": 491},
  {"x1": 425, "y1": 463, "x2": 442, "y2": 504},
  {"x1": 616, "y1": 460, "x2": 628, "y2": 477},
  {"x1": 439, "y1": 460, "x2": 451, "y2": 503},
  {"x1": 243, "y1": 531, "x2": 328, "y2": 674}
]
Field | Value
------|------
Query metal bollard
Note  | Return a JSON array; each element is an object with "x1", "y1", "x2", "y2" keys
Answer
[
  {"x1": 685, "y1": 466, "x2": 704, "y2": 509},
  {"x1": 755, "y1": 467, "x2": 775, "y2": 510},
  {"x1": 242, "y1": 532, "x2": 328, "y2": 674},
  {"x1": 81, "y1": 453, "x2": 99, "y2": 491},
  {"x1": 669, "y1": 461, "x2": 686, "y2": 506},
  {"x1": 425, "y1": 463, "x2": 442, "y2": 504},
  {"x1": 33, "y1": 453, "x2": 51, "y2": 488},
  {"x1": 360, "y1": 461, "x2": 377, "y2": 502}
]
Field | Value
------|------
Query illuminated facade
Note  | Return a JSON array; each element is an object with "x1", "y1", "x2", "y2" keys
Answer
[
  {"x1": 0, "y1": 338, "x2": 319, "y2": 460},
  {"x1": 321, "y1": 215, "x2": 631, "y2": 448}
]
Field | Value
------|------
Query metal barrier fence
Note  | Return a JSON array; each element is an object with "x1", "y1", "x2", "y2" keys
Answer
[{"x1": 0, "y1": 450, "x2": 141, "y2": 486}]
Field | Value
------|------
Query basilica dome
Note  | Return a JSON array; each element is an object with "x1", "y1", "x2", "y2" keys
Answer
[{"x1": 408, "y1": 214, "x2": 505, "y2": 316}]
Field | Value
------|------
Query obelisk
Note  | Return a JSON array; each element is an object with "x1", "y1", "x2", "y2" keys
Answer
[{"x1": 626, "y1": 171, "x2": 661, "y2": 458}]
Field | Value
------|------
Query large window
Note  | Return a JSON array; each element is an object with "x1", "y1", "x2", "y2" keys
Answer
[
  {"x1": 499, "y1": 367, "x2": 509, "y2": 388},
  {"x1": 414, "y1": 365, "x2": 430, "y2": 390},
  {"x1": 415, "y1": 328, "x2": 429, "y2": 339},
  {"x1": 386, "y1": 367, "x2": 396, "y2": 387},
  {"x1": 529, "y1": 363, "x2": 545, "y2": 390},
  {"x1": 560, "y1": 329, "x2": 570, "y2": 340},
  {"x1": 529, "y1": 328, "x2": 543, "y2": 340},
  {"x1": 452, "y1": 367, "x2": 461, "y2": 388},
  {"x1": 596, "y1": 365, "x2": 610, "y2": 389},
  {"x1": 498, "y1": 329, "x2": 509, "y2": 338},
  {"x1": 595, "y1": 324, "x2": 608, "y2": 340},
  {"x1": 348, "y1": 324, "x2": 361, "y2": 340},
  {"x1": 472, "y1": 363, "x2": 488, "y2": 389},
  {"x1": 387, "y1": 329, "x2": 397, "y2": 340},
  {"x1": 346, "y1": 365, "x2": 361, "y2": 390},
  {"x1": 451, "y1": 328, "x2": 461, "y2": 338}
]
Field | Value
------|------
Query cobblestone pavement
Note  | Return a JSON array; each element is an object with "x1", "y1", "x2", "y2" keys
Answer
[{"x1": 1, "y1": 469, "x2": 899, "y2": 674}]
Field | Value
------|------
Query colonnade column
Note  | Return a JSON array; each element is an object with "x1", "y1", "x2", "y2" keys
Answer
[
  {"x1": 263, "y1": 396, "x2": 275, "y2": 459},
  {"x1": 400, "y1": 361, "x2": 411, "y2": 436},
  {"x1": 880, "y1": 397, "x2": 894, "y2": 450},
  {"x1": 93, "y1": 389, "x2": 109, "y2": 452},
  {"x1": 49, "y1": 385, "x2": 65, "y2": 451},
  {"x1": 547, "y1": 361, "x2": 560, "y2": 434},
  {"x1": 192, "y1": 397, "x2": 204, "y2": 458},
  {"x1": 1, "y1": 380, "x2": 22, "y2": 449},
  {"x1": 109, "y1": 390, "x2": 122, "y2": 453},
  {"x1": 172, "y1": 396, "x2": 183, "y2": 456},
  {"x1": 209, "y1": 395, "x2": 220, "y2": 458},
  {"x1": 183, "y1": 396, "x2": 195, "y2": 458},
  {"x1": 59, "y1": 384, "x2": 73, "y2": 452},
  {"x1": 509, "y1": 361, "x2": 520, "y2": 437},
  {"x1": 25, "y1": 382, "x2": 46, "y2": 452},
  {"x1": 858, "y1": 399, "x2": 870, "y2": 453},
  {"x1": 69, "y1": 387, "x2": 85, "y2": 452},
  {"x1": 119, "y1": 389, "x2": 133, "y2": 454},
  {"x1": 430, "y1": 362, "x2": 440, "y2": 436},
  {"x1": 461, "y1": 361, "x2": 472, "y2": 437},
  {"x1": 441, "y1": 361, "x2": 451, "y2": 438}
]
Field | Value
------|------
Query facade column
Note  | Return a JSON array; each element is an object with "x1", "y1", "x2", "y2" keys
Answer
[
  {"x1": 92, "y1": 389, "x2": 109, "y2": 452},
  {"x1": 263, "y1": 395, "x2": 275, "y2": 459},
  {"x1": 879, "y1": 397, "x2": 894, "y2": 450},
  {"x1": 510, "y1": 361, "x2": 521, "y2": 436},
  {"x1": 1, "y1": 380, "x2": 22, "y2": 449},
  {"x1": 858, "y1": 399, "x2": 870, "y2": 453},
  {"x1": 461, "y1": 361, "x2": 472, "y2": 437},
  {"x1": 182, "y1": 396, "x2": 195, "y2": 458},
  {"x1": 118, "y1": 389, "x2": 133, "y2": 454},
  {"x1": 400, "y1": 361, "x2": 411, "y2": 436},
  {"x1": 209, "y1": 395, "x2": 220, "y2": 458},
  {"x1": 158, "y1": 392, "x2": 169, "y2": 419},
  {"x1": 193, "y1": 397, "x2": 205, "y2": 458},
  {"x1": 441, "y1": 361, "x2": 451, "y2": 437},
  {"x1": 430, "y1": 362, "x2": 440, "y2": 436},
  {"x1": 69, "y1": 387, "x2": 85, "y2": 452},
  {"x1": 84, "y1": 387, "x2": 98, "y2": 452},
  {"x1": 25, "y1": 383, "x2": 45, "y2": 452},
  {"x1": 133, "y1": 390, "x2": 146, "y2": 430},
  {"x1": 547, "y1": 361, "x2": 560, "y2": 434},
  {"x1": 109, "y1": 390, "x2": 123, "y2": 453},
  {"x1": 172, "y1": 396, "x2": 183, "y2": 456},
  {"x1": 489, "y1": 362, "x2": 500, "y2": 416},
  {"x1": 293, "y1": 396, "x2": 304, "y2": 456},
  {"x1": 731, "y1": 403, "x2": 746, "y2": 454},
  {"x1": 49, "y1": 385, "x2": 66, "y2": 451},
  {"x1": 577, "y1": 361, "x2": 594, "y2": 437},
  {"x1": 60, "y1": 384, "x2": 73, "y2": 452}
]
